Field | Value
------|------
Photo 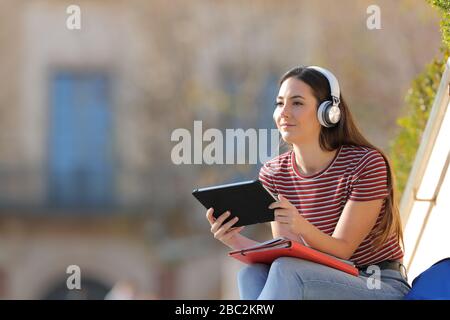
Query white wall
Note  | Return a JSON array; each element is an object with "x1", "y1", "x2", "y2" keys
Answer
[{"x1": 403, "y1": 98, "x2": 450, "y2": 283}]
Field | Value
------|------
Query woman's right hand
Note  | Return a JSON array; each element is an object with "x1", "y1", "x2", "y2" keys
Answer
[{"x1": 206, "y1": 208, "x2": 245, "y2": 247}]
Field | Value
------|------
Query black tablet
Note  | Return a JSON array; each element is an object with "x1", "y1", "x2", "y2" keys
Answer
[{"x1": 192, "y1": 179, "x2": 278, "y2": 227}]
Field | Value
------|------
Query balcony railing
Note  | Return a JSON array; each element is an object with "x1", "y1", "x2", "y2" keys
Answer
[{"x1": 0, "y1": 167, "x2": 169, "y2": 216}]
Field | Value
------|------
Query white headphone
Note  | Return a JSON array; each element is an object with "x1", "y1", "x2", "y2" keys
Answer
[{"x1": 307, "y1": 66, "x2": 341, "y2": 128}]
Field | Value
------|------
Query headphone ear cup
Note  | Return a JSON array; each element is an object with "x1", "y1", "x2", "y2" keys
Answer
[
  {"x1": 317, "y1": 101, "x2": 332, "y2": 127},
  {"x1": 327, "y1": 105, "x2": 341, "y2": 126},
  {"x1": 317, "y1": 101, "x2": 341, "y2": 127}
]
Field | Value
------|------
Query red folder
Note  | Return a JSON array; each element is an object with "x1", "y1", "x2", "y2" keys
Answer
[{"x1": 228, "y1": 237, "x2": 359, "y2": 277}]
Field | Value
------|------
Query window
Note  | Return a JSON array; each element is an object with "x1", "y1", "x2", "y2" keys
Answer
[{"x1": 48, "y1": 72, "x2": 115, "y2": 209}]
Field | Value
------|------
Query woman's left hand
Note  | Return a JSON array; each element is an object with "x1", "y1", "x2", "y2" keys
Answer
[{"x1": 268, "y1": 194, "x2": 304, "y2": 236}]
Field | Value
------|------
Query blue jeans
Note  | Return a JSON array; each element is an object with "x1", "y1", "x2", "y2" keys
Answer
[{"x1": 237, "y1": 257, "x2": 411, "y2": 300}]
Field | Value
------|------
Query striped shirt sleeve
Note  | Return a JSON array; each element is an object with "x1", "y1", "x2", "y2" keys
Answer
[
  {"x1": 258, "y1": 162, "x2": 278, "y2": 196},
  {"x1": 349, "y1": 151, "x2": 389, "y2": 201}
]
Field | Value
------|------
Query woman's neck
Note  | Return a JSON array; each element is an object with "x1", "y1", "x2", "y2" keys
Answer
[{"x1": 292, "y1": 143, "x2": 339, "y2": 176}]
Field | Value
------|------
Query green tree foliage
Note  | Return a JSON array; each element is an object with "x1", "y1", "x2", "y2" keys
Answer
[
  {"x1": 429, "y1": 0, "x2": 450, "y2": 48},
  {"x1": 390, "y1": 0, "x2": 450, "y2": 197},
  {"x1": 390, "y1": 49, "x2": 449, "y2": 196}
]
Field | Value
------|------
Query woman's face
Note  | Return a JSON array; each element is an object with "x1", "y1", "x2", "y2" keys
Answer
[{"x1": 273, "y1": 77, "x2": 321, "y2": 145}]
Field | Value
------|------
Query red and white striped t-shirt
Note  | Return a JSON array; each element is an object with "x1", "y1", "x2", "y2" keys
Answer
[{"x1": 259, "y1": 144, "x2": 403, "y2": 267}]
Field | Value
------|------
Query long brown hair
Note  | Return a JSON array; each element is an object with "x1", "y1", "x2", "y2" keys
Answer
[{"x1": 279, "y1": 66, "x2": 403, "y2": 250}]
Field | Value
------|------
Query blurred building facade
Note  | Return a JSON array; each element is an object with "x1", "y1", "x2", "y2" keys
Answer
[
  {"x1": 0, "y1": 0, "x2": 442, "y2": 299},
  {"x1": 0, "y1": 0, "x2": 163, "y2": 299}
]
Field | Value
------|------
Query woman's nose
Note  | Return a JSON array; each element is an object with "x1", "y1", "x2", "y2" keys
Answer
[{"x1": 279, "y1": 104, "x2": 290, "y2": 117}]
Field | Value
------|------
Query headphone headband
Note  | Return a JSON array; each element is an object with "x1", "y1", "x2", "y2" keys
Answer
[{"x1": 307, "y1": 66, "x2": 340, "y2": 106}]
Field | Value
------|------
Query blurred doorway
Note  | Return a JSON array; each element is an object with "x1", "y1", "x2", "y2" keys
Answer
[{"x1": 43, "y1": 277, "x2": 111, "y2": 300}]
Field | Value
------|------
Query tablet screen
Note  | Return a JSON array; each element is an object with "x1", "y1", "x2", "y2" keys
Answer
[{"x1": 192, "y1": 179, "x2": 277, "y2": 227}]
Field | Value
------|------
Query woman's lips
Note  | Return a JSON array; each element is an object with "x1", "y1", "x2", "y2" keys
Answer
[{"x1": 280, "y1": 124, "x2": 296, "y2": 129}]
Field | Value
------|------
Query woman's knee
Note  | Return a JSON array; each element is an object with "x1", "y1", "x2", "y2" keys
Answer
[
  {"x1": 270, "y1": 257, "x2": 321, "y2": 280},
  {"x1": 271, "y1": 257, "x2": 304, "y2": 273}
]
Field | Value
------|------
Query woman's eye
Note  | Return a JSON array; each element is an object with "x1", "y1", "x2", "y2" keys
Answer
[
  {"x1": 275, "y1": 102, "x2": 283, "y2": 107},
  {"x1": 293, "y1": 101, "x2": 303, "y2": 106}
]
